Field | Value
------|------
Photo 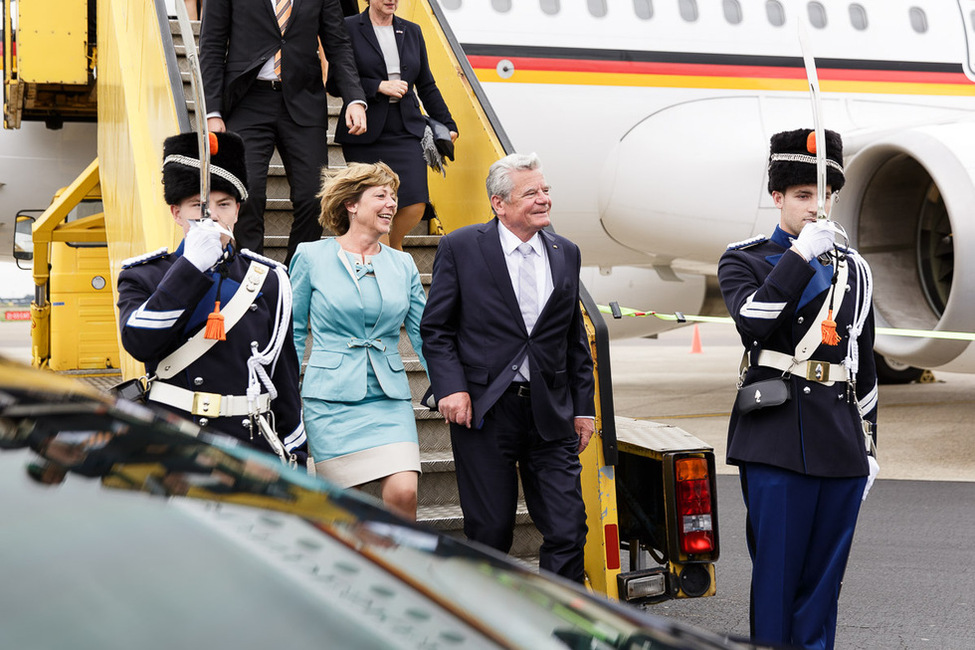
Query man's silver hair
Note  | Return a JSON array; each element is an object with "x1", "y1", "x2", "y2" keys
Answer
[{"x1": 486, "y1": 152, "x2": 543, "y2": 207}]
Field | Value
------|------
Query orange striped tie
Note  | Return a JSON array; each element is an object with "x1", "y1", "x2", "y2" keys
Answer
[{"x1": 273, "y1": 0, "x2": 292, "y2": 80}]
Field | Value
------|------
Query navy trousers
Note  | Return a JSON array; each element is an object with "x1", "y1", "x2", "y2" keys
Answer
[
  {"x1": 450, "y1": 390, "x2": 588, "y2": 583},
  {"x1": 740, "y1": 462, "x2": 866, "y2": 650}
]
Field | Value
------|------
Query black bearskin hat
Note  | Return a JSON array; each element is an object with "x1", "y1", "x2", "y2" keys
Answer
[
  {"x1": 162, "y1": 131, "x2": 249, "y2": 205},
  {"x1": 767, "y1": 128, "x2": 845, "y2": 194}
]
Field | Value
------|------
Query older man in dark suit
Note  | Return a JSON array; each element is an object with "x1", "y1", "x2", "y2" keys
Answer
[
  {"x1": 420, "y1": 153, "x2": 595, "y2": 582},
  {"x1": 200, "y1": 0, "x2": 367, "y2": 264}
]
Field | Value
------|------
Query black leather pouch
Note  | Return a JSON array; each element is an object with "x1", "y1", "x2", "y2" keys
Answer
[
  {"x1": 736, "y1": 377, "x2": 791, "y2": 414},
  {"x1": 110, "y1": 377, "x2": 149, "y2": 404}
]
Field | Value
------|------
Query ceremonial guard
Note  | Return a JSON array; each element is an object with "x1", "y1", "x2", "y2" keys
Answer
[
  {"x1": 717, "y1": 128, "x2": 879, "y2": 649},
  {"x1": 117, "y1": 131, "x2": 306, "y2": 465}
]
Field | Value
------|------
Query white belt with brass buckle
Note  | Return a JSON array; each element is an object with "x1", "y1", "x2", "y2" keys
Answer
[
  {"x1": 755, "y1": 350, "x2": 849, "y2": 384},
  {"x1": 148, "y1": 382, "x2": 271, "y2": 418}
]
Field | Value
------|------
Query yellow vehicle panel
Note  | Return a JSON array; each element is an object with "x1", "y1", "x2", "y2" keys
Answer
[{"x1": 49, "y1": 242, "x2": 118, "y2": 371}]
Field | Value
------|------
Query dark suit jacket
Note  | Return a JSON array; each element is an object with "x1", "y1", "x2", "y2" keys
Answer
[
  {"x1": 200, "y1": 0, "x2": 366, "y2": 127},
  {"x1": 328, "y1": 9, "x2": 456, "y2": 144},
  {"x1": 420, "y1": 219, "x2": 595, "y2": 441}
]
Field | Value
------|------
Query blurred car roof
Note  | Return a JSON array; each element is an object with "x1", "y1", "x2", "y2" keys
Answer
[{"x1": 0, "y1": 358, "x2": 752, "y2": 650}]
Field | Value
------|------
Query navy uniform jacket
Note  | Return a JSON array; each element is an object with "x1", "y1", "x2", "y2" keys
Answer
[
  {"x1": 718, "y1": 226, "x2": 878, "y2": 477},
  {"x1": 420, "y1": 219, "x2": 595, "y2": 440},
  {"x1": 117, "y1": 244, "x2": 306, "y2": 458}
]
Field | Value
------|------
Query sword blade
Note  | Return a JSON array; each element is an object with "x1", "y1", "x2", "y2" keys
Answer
[
  {"x1": 174, "y1": 0, "x2": 211, "y2": 220},
  {"x1": 798, "y1": 21, "x2": 828, "y2": 220}
]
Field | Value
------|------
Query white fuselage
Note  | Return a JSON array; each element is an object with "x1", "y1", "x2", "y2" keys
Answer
[{"x1": 440, "y1": 0, "x2": 975, "y2": 370}]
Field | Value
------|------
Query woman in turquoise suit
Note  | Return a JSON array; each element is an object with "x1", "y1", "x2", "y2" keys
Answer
[{"x1": 290, "y1": 162, "x2": 426, "y2": 519}]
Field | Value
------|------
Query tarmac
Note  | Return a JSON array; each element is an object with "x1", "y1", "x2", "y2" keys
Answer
[{"x1": 609, "y1": 321, "x2": 975, "y2": 483}]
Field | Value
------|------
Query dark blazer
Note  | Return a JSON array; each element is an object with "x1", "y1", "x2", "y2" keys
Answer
[
  {"x1": 329, "y1": 9, "x2": 456, "y2": 144},
  {"x1": 200, "y1": 0, "x2": 366, "y2": 127},
  {"x1": 718, "y1": 226, "x2": 878, "y2": 477},
  {"x1": 420, "y1": 219, "x2": 595, "y2": 441}
]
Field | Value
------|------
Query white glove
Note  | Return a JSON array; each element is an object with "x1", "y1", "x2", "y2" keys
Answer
[
  {"x1": 182, "y1": 221, "x2": 225, "y2": 271},
  {"x1": 791, "y1": 220, "x2": 836, "y2": 261},
  {"x1": 862, "y1": 455, "x2": 880, "y2": 501}
]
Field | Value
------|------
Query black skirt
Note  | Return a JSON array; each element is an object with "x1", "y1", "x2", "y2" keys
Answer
[{"x1": 342, "y1": 105, "x2": 428, "y2": 207}]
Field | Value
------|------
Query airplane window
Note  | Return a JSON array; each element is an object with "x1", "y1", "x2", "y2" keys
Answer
[
  {"x1": 442, "y1": 0, "x2": 462, "y2": 9},
  {"x1": 679, "y1": 0, "x2": 698, "y2": 22},
  {"x1": 909, "y1": 7, "x2": 928, "y2": 33},
  {"x1": 807, "y1": 2, "x2": 827, "y2": 28},
  {"x1": 540, "y1": 0, "x2": 560, "y2": 16},
  {"x1": 588, "y1": 0, "x2": 608, "y2": 17},
  {"x1": 849, "y1": 4, "x2": 867, "y2": 30},
  {"x1": 766, "y1": 0, "x2": 786, "y2": 27},
  {"x1": 490, "y1": 0, "x2": 510, "y2": 12},
  {"x1": 633, "y1": 0, "x2": 653, "y2": 19},
  {"x1": 723, "y1": 0, "x2": 742, "y2": 24}
]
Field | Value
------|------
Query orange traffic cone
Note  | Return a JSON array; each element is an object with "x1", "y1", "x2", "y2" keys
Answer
[{"x1": 690, "y1": 323, "x2": 703, "y2": 354}]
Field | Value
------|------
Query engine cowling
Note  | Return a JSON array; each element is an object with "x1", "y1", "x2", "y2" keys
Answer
[
  {"x1": 597, "y1": 96, "x2": 770, "y2": 265},
  {"x1": 835, "y1": 124, "x2": 975, "y2": 371}
]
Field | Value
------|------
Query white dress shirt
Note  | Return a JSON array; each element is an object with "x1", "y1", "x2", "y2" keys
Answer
[{"x1": 498, "y1": 222, "x2": 553, "y2": 381}]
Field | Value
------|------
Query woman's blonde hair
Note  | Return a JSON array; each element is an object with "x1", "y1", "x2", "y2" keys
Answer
[{"x1": 318, "y1": 162, "x2": 400, "y2": 235}]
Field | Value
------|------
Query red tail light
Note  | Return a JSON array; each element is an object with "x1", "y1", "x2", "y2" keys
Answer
[
  {"x1": 604, "y1": 523, "x2": 620, "y2": 571},
  {"x1": 675, "y1": 457, "x2": 714, "y2": 554}
]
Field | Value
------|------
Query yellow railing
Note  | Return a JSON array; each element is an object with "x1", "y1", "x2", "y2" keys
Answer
[
  {"x1": 580, "y1": 308, "x2": 621, "y2": 599},
  {"x1": 97, "y1": 0, "x2": 183, "y2": 379}
]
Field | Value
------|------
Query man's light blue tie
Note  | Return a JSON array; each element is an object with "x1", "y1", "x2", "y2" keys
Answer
[{"x1": 518, "y1": 242, "x2": 538, "y2": 333}]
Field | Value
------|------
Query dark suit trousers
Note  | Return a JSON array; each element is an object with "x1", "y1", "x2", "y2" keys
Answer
[
  {"x1": 450, "y1": 389, "x2": 588, "y2": 583},
  {"x1": 226, "y1": 84, "x2": 327, "y2": 265}
]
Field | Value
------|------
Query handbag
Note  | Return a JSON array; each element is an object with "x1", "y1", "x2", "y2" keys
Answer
[
  {"x1": 421, "y1": 116, "x2": 454, "y2": 176},
  {"x1": 736, "y1": 377, "x2": 791, "y2": 414},
  {"x1": 425, "y1": 116, "x2": 454, "y2": 160}
]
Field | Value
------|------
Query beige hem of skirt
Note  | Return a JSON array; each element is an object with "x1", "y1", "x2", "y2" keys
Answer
[{"x1": 314, "y1": 441, "x2": 421, "y2": 489}]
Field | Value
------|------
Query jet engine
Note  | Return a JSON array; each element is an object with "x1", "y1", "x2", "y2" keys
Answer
[
  {"x1": 597, "y1": 98, "x2": 975, "y2": 371},
  {"x1": 835, "y1": 124, "x2": 975, "y2": 372}
]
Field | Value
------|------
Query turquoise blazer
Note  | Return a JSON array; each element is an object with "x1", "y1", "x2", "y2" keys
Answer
[{"x1": 290, "y1": 238, "x2": 426, "y2": 402}]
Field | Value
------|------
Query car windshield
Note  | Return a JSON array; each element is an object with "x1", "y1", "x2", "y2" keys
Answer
[{"x1": 0, "y1": 358, "x2": 741, "y2": 649}]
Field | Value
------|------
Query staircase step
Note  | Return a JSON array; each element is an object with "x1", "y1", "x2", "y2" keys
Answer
[{"x1": 415, "y1": 502, "x2": 543, "y2": 559}]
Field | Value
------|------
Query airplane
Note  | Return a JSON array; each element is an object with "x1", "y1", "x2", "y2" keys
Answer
[{"x1": 435, "y1": 0, "x2": 975, "y2": 378}]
